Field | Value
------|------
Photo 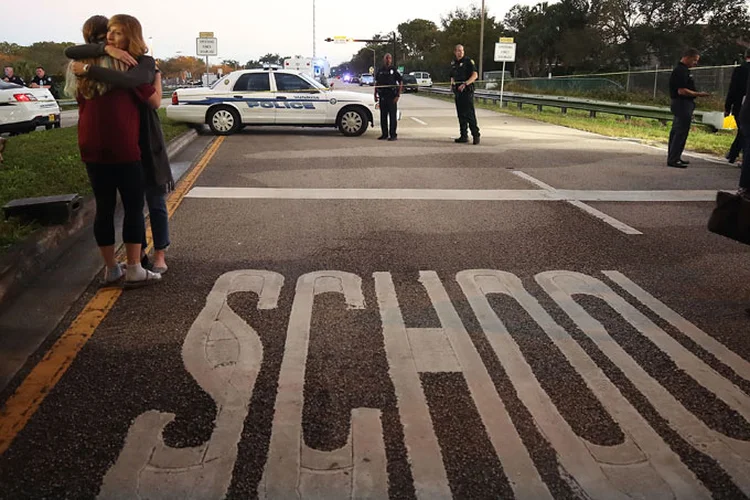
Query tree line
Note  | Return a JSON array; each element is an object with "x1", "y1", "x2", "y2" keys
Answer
[
  {"x1": 0, "y1": 41, "x2": 293, "y2": 87},
  {"x1": 2, "y1": 0, "x2": 748, "y2": 88},
  {"x1": 338, "y1": 0, "x2": 750, "y2": 82}
]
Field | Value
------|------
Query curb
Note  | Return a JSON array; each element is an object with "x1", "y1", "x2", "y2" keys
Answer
[{"x1": 0, "y1": 128, "x2": 199, "y2": 308}]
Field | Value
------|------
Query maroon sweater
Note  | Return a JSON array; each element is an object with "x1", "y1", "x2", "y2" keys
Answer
[{"x1": 77, "y1": 84, "x2": 155, "y2": 164}]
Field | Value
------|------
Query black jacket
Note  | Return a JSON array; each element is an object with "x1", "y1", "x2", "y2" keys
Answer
[
  {"x1": 725, "y1": 61, "x2": 750, "y2": 116},
  {"x1": 65, "y1": 44, "x2": 172, "y2": 191}
]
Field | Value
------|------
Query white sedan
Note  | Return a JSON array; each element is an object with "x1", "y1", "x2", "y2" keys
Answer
[
  {"x1": 0, "y1": 81, "x2": 61, "y2": 135},
  {"x1": 167, "y1": 69, "x2": 377, "y2": 136}
]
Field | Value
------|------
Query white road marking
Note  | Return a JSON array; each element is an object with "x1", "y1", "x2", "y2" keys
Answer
[
  {"x1": 95, "y1": 268, "x2": 750, "y2": 496},
  {"x1": 559, "y1": 190, "x2": 719, "y2": 202},
  {"x1": 262, "y1": 272, "x2": 388, "y2": 500},
  {"x1": 186, "y1": 186, "x2": 723, "y2": 203},
  {"x1": 567, "y1": 199, "x2": 643, "y2": 235},
  {"x1": 410, "y1": 117, "x2": 428, "y2": 125},
  {"x1": 374, "y1": 273, "x2": 453, "y2": 499},
  {"x1": 99, "y1": 270, "x2": 283, "y2": 500},
  {"x1": 458, "y1": 270, "x2": 710, "y2": 499},
  {"x1": 511, "y1": 171, "x2": 644, "y2": 234},
  {"x1": 419, "y1": 271, "x2": 553, "y2": 499},
  {"x1": 603, "y1": 271, "x2": 750, "y2": 382},
  {"x1": 537, "y1": 270, "x2": 750, "y2": 495},
  {"x1": 510, "y1": 171, "x2": 558, "y2": 191}
]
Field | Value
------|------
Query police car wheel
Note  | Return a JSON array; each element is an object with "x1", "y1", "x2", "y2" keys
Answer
[
  {"x1": 207, "y1": 106, "x2": 241, "y2": 135},
  {"x1": 337, "y1": 108, "x2": 368, "y2": 136}
]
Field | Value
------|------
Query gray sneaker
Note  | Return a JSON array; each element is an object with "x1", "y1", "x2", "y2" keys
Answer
[{"x1": 124, "y1": 269, "x2": 162, "y2": 289}]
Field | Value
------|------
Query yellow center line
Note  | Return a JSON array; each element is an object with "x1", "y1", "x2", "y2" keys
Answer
[{"x1": 0, "y1": 135, "x2": 226, "y2": 456}]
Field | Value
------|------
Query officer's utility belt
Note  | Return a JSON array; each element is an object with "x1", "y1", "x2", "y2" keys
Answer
[
  {"x1": 377, "y1": 88, "x2": 399, "y2": 98},
  {"x1": 452, "y1": 82, "x2": 475, "y2": 93}
]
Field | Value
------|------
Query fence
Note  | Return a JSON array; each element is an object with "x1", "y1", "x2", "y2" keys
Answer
[
  {"x1": 480, "y1": 65, "x2": 738, "y2": 108},
  {"x1": 423, "y1": 86, "x2": 729, "y2": 130}
]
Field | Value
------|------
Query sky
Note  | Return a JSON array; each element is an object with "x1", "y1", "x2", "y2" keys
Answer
[{"x1": 2, "y1": 0, "x2": 535, "y2": 66}]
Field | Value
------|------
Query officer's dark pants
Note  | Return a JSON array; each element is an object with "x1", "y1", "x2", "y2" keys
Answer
[
  {"x1": 667, "y1": 98, "x2": 695, "y2": 164},
  {"x1": 740, "y1": 119, "x2": 750, "y2": 189},
  {"x1": 379, "y1": 96, "x2": 398, "y2": 138},
  {"x1": 727, "y1": 112, "x2": 744, "y2": 162},
  {"x1": 454, "y1": 90, "x2": 479, "y2": 138}
]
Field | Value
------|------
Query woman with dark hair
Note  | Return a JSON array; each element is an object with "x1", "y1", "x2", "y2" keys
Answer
[{"x1": 70, "y1": 14, "x2": 161, "y2": 287}]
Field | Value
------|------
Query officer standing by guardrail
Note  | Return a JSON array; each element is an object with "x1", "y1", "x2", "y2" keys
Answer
[
  {"x1": 450, "y1": 44, "x2": 480, "y2": 145},
  {"x1": 374, "y1": 53, "x2": 402, "y2": 141},
  {"x1": 667, "y1": 48, "x2": 710, "y2": 168},
  {"x1": 724, "y1": 48, "x2": 750, "y2": 164}
]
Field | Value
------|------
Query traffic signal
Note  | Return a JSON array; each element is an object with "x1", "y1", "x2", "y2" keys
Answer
[{"x1": 325, "y1": 38, "x2": 334, "y2": 42}]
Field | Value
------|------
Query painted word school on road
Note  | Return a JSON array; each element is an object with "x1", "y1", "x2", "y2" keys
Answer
[{"x1": 98, "y1": 268, "x2": 750, "y2": 499}]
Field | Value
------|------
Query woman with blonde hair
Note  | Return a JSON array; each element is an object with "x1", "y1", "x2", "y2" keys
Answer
[
  {"x1": 67, "y1": 14, "x2": 173, "y2": 276},
  {"x1": 70, "y1": 14, "x2": 161, "y2": 287}
]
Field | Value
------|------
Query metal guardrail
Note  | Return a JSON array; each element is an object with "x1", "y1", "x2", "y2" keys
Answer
[{"x1": 423, "y1": 86, "x2": 728, "y2": 131}]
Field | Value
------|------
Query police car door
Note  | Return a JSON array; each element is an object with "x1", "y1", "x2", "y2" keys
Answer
[
  {"x1": 272, "y1": 73, "x2": 327, "y2": 124},
  {"x1": 232, "y1": 72, "x2": 275, "y2": 124}
]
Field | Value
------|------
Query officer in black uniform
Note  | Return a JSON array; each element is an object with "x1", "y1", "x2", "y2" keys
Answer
[
  {"x1": 3, "y1": 66, "x2": 25, "y2": 86},
  {"x1": 374, "y1": 53, "x2": 403, "y2": 141},
  {"x1": 667, "y1": 48, "x2": 709, "y2": 168},
  {"x1": 450, "y1": 44, "x2": 480, "y2": 145},
  {"x1": 30, "y1": 66, "x2": 57, "y2": 97}
]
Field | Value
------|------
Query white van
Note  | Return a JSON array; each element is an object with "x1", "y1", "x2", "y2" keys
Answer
[{"x1": 409, "y1": 71, "x2": 433, "y2": 87}]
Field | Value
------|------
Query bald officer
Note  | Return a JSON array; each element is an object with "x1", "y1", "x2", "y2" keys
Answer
[{"x1": 450, "y1": 44, "x2": 480, "y2": 145}]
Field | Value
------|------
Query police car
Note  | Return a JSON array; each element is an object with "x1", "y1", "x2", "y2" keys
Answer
[
  {"x1": 0, "y1": 81, "x2": 61, "y2": 135},
  {"x1": 167, "y1": 68, "x2": 377, "y2": 136}
]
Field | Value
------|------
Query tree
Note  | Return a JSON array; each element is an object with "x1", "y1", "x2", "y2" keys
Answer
[
  {"x1": 398, "y1": 19, "x2": 440, "y2": 60},
  {"x1": 259, "y1": 53, "x2": 284, "y2": 66}
]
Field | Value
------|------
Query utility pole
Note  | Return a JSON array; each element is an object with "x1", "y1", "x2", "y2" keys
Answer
[
  {"x1": 313, "y1": 0, "x2": 316, "y2": 57},
  {"x1": 479, "y1": 0, "x2": 485, "y2": 82}
]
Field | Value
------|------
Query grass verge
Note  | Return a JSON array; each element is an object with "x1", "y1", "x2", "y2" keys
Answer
[
  {"x1": 424, "y1": 92, "x2": 735, "y2": 158},
  {"x1": 0, "y1": 108, "x2": 190, "y2": 252}
]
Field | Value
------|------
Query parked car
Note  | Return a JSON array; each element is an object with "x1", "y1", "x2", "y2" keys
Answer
[
  {"x1": 0, "y1": 81, "x2": 61, "y2": 135},
  {"x1": 360, "y1": 74, "x2": 374, "y2": 86},
  {"x1": 409, "y1": 71, "x2": 433, "y2": 87},
  {"x1": 402, "y1": 74, "x2": 419, "y2": 93},
  {"x1": 167, "y1": 68, "x2": 377, "y2": 136}
]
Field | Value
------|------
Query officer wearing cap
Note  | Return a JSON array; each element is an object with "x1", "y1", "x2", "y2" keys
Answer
[
  {"x1": 450, "y1": 44, "x2": 480, "y2": 145},
  {"x1": 374, "y1": 53, "x2": 403, "y2": 141}
]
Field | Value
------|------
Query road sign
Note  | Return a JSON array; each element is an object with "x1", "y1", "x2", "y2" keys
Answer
[
  {"x1": 196, "y1": 37, "x2": 218, "y2": 56},
  {"x1": 333, "y1": 36, "x2": 348, "y2": 44},
  {"x1": 199, "y1": 32, "x2": 214, "y2": 38},
  {"x1": 494, "y1": 42, "x2": 516, "y2": 62},
  {"x1": 499, "y1": 37, "x2": 514, "y2": 43},
  {"x1": 397, "y1": 66, "x2": 404, "y2": 73}
]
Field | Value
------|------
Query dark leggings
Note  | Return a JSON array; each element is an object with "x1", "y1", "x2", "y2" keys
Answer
[
  {"x1": 86, "y1": 162, "x2": 145, "y2": 246},
  {"x1": 741, "y1": 121, "x2": 750, "y2": 189}
]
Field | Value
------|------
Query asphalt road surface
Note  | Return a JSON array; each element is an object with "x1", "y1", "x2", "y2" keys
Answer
[{"x1": 2, "y1": 85, "x2": 750, "y2": 499}]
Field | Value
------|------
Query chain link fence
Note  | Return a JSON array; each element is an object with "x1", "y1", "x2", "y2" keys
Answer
[{"x1": 482, "y1": 65, "x2": 738, "y2": 110}]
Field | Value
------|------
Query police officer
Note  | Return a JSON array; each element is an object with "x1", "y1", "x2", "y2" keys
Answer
[
  {"x1": 3, "y1": 66, "x2": 25, "y2": 86},
  {"x1": 667, "y1": 48, "x2": 709, "y2": 168},
  {"x1": 450, "y1": 44, "x2": 480, "y2": 145},
  {"x1": 30, "y1": 66, "x2": 57, "y2": 98},
  {"x1": 374, "y1": 53, "x2": 403, "y2": 141}
]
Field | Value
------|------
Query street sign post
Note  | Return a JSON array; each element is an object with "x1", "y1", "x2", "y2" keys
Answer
[
  {"x1": 196, "y1": 37, "x2": 218, "y2": 56},
  {"x1": 494, "y1": 40, "x2": 517, "y2": 107},
  {"x1": 197, "y1": 35, "x2": 218, "y2": 87}
]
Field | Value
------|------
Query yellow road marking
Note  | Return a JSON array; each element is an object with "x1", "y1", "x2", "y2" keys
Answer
[{"x1": 0, "y1": 135, "x2": 226, "y2": 455}]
